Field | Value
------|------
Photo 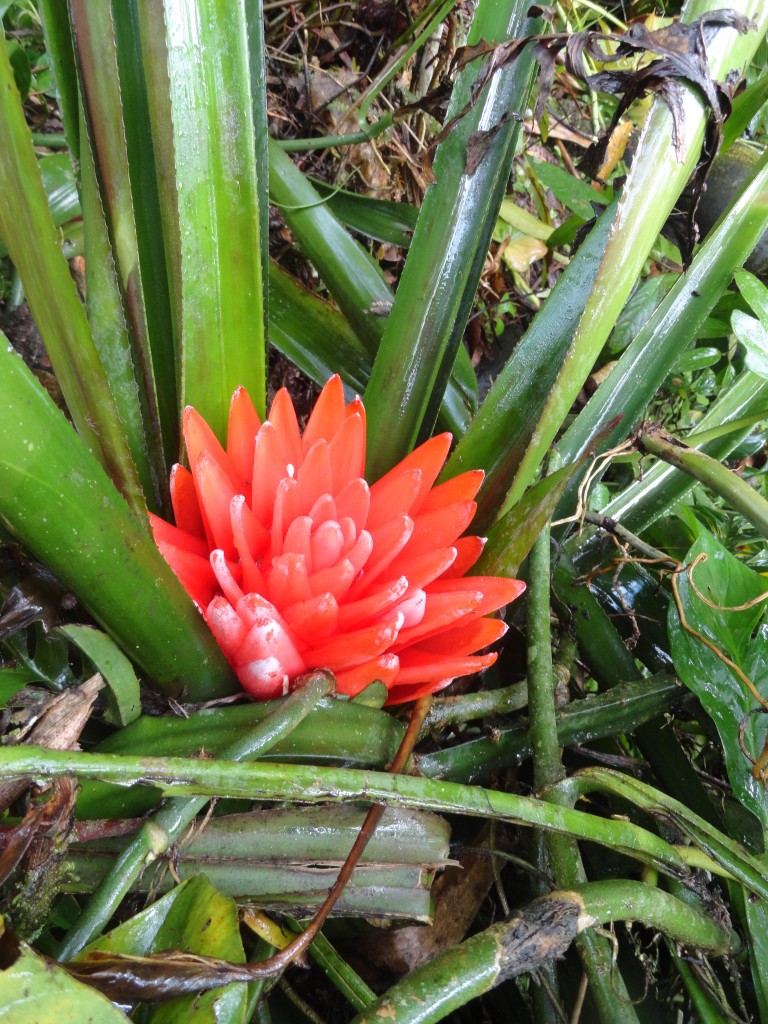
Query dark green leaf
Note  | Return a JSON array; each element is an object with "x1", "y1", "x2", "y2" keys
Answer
[{"x1": 669, "y1": 527, "x2": 768, "y2": 830}]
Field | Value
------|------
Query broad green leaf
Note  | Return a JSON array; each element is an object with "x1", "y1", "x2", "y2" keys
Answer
[
  {"x1": 268, "y1": 262, "x2": 370, "y2": 396},
  {"x1": 364, "y1": 0, "x2": 541, "y2": 476},
  {"x1": 71, "y1": 0, "x2": 168, "y2": 501},
  {"x1": 0, "y1": 934, "x2": 129, "y2": 1023},
  {"x1": 0, "y1": 40, "x2": 144, "y2": 513},
  {"x1": 112, "y1": 0, "x2": 180, "y2": 469},
  {"x1": 671, "y1": 346, "x2": 722, "y2": 373},
  {"x1": 669, "y1": 528, "x2": 768, "y2": 830},
  {"x1": 497, "y1": 198, "x2": 554, "y2": 241},
  {"x1": 38, "y1": 0, "x2": 80, "y2": 158},
  {"x1": 310, "y1": 178, "x2": 418, "y2": 247},
  {"x1": 138, "y1": 0, "x2": 266, "y2": 437},
  {"x1": 0, "y1": 667, "x2": 37, "y2": 704},
  {"x1": 722, "y1": 75, "x2": 768, "y2": 151},
  {"x1": 83, "y1": 876, "x2": 247, "y2": 1024},
  {"x1": 735, "y1": 267, "x2": 768, "y2": 324},
  {"x1": 731, "y1": 310, "x2": 768, "y2": 377},
  {"x1": 58, "y1": 625, "x2": 141, "y2": 727},
  {"x1": 528, "y1": 157, "x2": 608, "y2": 220},
  {"x1": 79, "y1": 102, "x2": 164, "y2": 512},
  {"x1": 0, "y1": 342, "x2": 236, "y2": 701}
]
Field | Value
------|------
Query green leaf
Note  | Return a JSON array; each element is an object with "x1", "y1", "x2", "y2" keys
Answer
[
  {"x1": 5, "y1": 38, "x2": 31, "y2": 100},
  {"x1": 138, "y1": 0, "x2": 266, "y2": 437},
  {"x1": 83, "y1": 876, "x2": 247, "y2": 1024},
  {"x1": 444, "y1": 199, "x2": 619, "y2": 532},
  {"x1": 669, "y1": 527, "x2": 768, "y2": 830},
  {"x1": 498, "y1": 0, "x2": 768, "y2": 514},
  {"x1": 57, "y1": 625, "x2": 141, "y2": 727},
  {"x1": 477, "y1": 463, "x2": 580, "y2": 578},
  {"x1": 529, "y1": 157, "x2": 608, "y2": 220},
  {"x1": 555, "y1": 143, "x2": 768, "y2": 520},
  {"x1": 363, "y1": 0, "x2": 541, "y2": 476},
  {"x1": 735, "y1": 267, "x2": 768, "y2": 325},
  {"x1": 0, "y1": 342, "x2": 236, "y2": 700},
  {"x1": 731, "y1": 309, "x2": 768, "y2": 377},
  {"x1": 0, "y1": 934, "x2": 129, "y2": 1023},
  {"x1": 0, "y1": 40, "x2": 144, "y2": 513}
]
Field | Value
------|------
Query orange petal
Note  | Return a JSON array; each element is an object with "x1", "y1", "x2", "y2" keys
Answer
[
  {"x1": 193, "y1": 452, "x2": 240, "y2": 558},
  {"x1": 282, "y1": 592, "x2": 339, "y2": 642},
  {"x1": 184, "y1": 406, "x2": 244, "y2": 494},
  {"x1": 334, "y1": 654, "x2": 399, "y2": 697},
  {"x1": 398, "y1": 501, "x2": 476, "y2": 560},
  {"x1": 296, "y1": 440, "x2": 333, "y2": 515},
  {"x1": 392, "y1": 588, "x2": 483, "y2": 650},
  {"x1": 302, "y1": 374, "x2": 346, "y2": 452},
  {"x1": 414, "y1": 617, "x2": 507, "y2": 656},
  {"x1": 227, "y1": 387, "x2": 262, "y2": 484},
  {"x1": 430, "y1": 576, "x2": 526, "y2": 616},
  {"x1": 210, "y1": 549, "x2": 244, "y2": 607},
  {"x1": 337, "y1": 576, "x2": 409, "y2": 630},
  {"x1": 390, "y1": 650, "x2": 498, "y2": 687},
  {"x1": 150, "y1": 514, "x2": 209, "y2": 559},
  {"x1": 303, "y1": 613, "x2": 402, "y2": 671},
  {"x1": 236, "y1": 614, "x2": 305, "y2": 678},
  {"x1": 442, "y1": 535, "x2": 485, "y2": 578},
  {"x1": 268, "y1": 387, "x2": 304, "y2": 473},
  {"x1": 270, "y1": 477, "x2": 301, "y2": 561},
  {"x1": 170, "y1": 464, "x2": 205, "y2": 538},
  {"x1": 308, "y1": 558, "x2": 357, "y2": 602},
  {"x1": 368, "y1": 468, "x2": 421, "y2": 529},
  {"x1": 334, "y1": 478, "x2": 370, "y2": 533},
  {"x1": 156, "y1": 542, "x2": 218, "y2": 608},
  {"x1": 206, "y1": 596, "x2": 248, "y2": 660},
  {"x1": 383, "y1": 547, "x2": 456, "y2": 592},
  {"x1": 311, "y1": 520, "x2": 345, "y2": 571},
  {"x1": 349, "y1": 514, "x2": 413, "y2": 594},
  {"x1": 377, "y1": 433, "x2": 452, "y2": 514},
  {"x1": 230, "y1": 495, "x2": 268, "y2": 594},
  {"x1": 329, "y1": 412, "x2": 365, "y2": 491},
  {"x1": 252, "y1": 422, "x2": 291, "y2": 527},
  {"x1": 282, "y1": 516, "x2": 313, "y2": 562},
  {"x1": 418, "y1": 469, "x2": 484, "y2": 512},
  {"x1": 268, "y1": 552, "x2": 313, "y2": 608}
]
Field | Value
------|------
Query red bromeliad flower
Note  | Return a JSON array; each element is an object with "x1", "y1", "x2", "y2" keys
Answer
[{"x1": 150, "y1": 376, "x2": 524, "y2": 704}]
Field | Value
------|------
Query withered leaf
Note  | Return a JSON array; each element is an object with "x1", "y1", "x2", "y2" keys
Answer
[{"x1": 440, "y1": 10, "x2": 752, "y2": 200}]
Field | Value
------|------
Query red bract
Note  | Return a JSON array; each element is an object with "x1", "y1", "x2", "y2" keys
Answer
[{"x1": 150, "y1": 376, "x2": 525, "y2": 703}]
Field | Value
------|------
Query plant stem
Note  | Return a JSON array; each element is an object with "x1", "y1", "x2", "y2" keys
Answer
[
  {"x1": 347, "y1": 883, "x2": 734, "y2": 1024},
  {"x1": 54, "y1": 672, "x2": 333, "y2": 960},
  {"x1": 528, "y1": 527, "x2": 639, "y2": 1024},
  {"x1": 638, "y1": 423, "x2": 768, "y2": 539}
]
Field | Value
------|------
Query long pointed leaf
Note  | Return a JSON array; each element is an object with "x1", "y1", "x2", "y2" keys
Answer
[
  {"x1": 555, "y1": 144, "x2": 768, "y2": 517},
  {"x1": 70, "y1": 0, "x2": 169, "y2": 509},
  {"x1": 0, "y1": 341, "x2": 236, "y2": 700},
  {"x1": 364, "y1": 0, "x2": 541, "y2": 478},
  {"x1": 138, "y1": 0, "x2": 266, "y2": 438},
  {"x1": 499, "y1": 0, "x2": 768, "y2": 512},
  {"x1": 0, "y1": 40, "x2": 144, "y2": 514}
]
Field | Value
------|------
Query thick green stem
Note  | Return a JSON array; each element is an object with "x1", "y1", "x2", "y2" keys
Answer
[
  {"x1": 348, "y1": 883, "x2": 734, "y2": 1024},
  {"x1": 528, "y1": 528, "x2": 639, "y2": 1024},
  {"x1": 638, "y1": 423, "x2": 768, "y2": 539},
  {"x1": 0, "y1": 748, "x2": 693, "y2": 881},
  {"x1": 54, "y1": 673, "x2": 333, "y2": 960}
]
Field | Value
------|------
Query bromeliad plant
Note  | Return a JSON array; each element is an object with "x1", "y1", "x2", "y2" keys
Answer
[{"x1": 1, "y1": 0, "x2": 768, "y2": 1021}]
